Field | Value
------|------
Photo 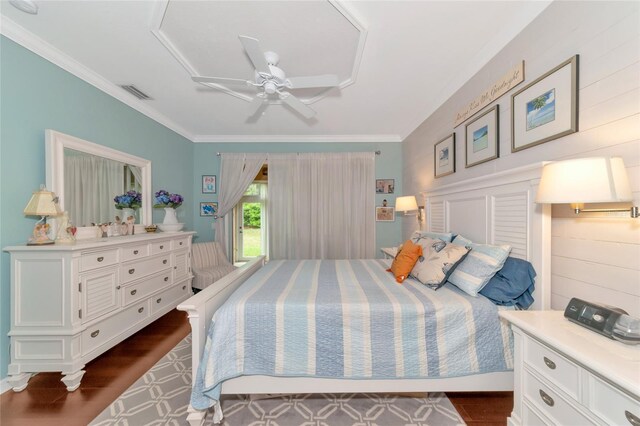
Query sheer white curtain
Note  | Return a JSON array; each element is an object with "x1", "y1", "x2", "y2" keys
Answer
[
  {"x1": 215, "y1": 153, "x2": 267, "y2": 257},
  {"x1": 268, "y1": 152, "x2": 375, "y2": 259},
  {"x1": 64, "y1": 154, "x2": 124, "y2": 226}
]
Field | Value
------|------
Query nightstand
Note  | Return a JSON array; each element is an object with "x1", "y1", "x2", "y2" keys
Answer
[
  {"x1": 380, "y1": 247, "x2": 398, "y2": 259},
  {"x1": 500, "y1": 310, "x2": 640, "y2": 426}
]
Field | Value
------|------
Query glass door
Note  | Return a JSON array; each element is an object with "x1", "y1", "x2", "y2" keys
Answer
[{"x1": 234, "y1": 183, "x2": 267, "y2": 262}]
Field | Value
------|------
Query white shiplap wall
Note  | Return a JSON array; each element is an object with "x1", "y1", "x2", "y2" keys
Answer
[{"x1": 402, "y1": 1, "x2": 640, "y2": 315}]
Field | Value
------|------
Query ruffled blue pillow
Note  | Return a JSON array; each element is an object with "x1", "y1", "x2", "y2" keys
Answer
[{"x1": 480, "y1": 256, "x2": 536, "y2": 309}]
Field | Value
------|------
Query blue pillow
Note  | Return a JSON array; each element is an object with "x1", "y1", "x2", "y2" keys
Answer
[{"x1": 480, "y1": 256, "x2": 536, "y2": 309}]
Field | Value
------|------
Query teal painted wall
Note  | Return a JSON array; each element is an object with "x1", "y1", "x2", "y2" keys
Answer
[
  {"x1": 0, "y1": 37, "x2": 194, "y2": 380},
  {"x1": 192, "y1": 142, "x2": 404, "y2": 254}
]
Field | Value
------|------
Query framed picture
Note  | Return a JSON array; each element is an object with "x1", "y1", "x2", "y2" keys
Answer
[
  {"x1": 376, "y1": 179, "x2": 395, "y2": 194},
  {"x1": 511, "y1": 55, "x2": 578, "y2": 152},
  {"x1": 434, "y1": 133, "x2": 456, "y2": 178},
  {"x1": 465, "y1": 105, "x2": 499, "y2": 168},
  {"x1": 202, "y1": 175, "x2": 217, "y2": 194},
  {"x1": 200, "y1": 202, "x2": 218, "y2": 217},
  {"x1": 376, "y1": 206, "x2": 395, "y2": 222}
]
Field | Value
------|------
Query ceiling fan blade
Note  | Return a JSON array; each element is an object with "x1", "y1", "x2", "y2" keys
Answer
[
  {"x1": 247, "y1": 96, "x2": 267, "y2": 117},
  {"x1": 238, "y1": 35, "x2": 271, "y2": 75},
  {"x1": 280, "y1": 93, "x2": 316, "y2": 119},
  {"x1": 286, "y1": 74, "x2": 340, "y2": 89},
  {"x1": 192, "y1": 76, "x2": 250, "y2": 86}
]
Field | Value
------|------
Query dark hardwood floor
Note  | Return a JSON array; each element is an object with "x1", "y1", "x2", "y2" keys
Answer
[{"x1": 1, "y1": 309, "x2": 513, "y2": 425}]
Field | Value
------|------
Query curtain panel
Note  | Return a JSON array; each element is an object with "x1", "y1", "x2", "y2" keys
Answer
[
  {"x1": 215, "y1": 153, "x2": 267, "y2": 258},
  {"x1": 268, "y1": 152, "x2": 375, "y2": 259}
]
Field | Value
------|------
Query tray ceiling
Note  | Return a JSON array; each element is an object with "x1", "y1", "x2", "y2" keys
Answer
[{"x1": 0, "y1": 1, "x2": 551, "y2": 142}]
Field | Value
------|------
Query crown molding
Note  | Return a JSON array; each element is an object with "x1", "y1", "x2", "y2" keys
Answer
[
  {"x1": 0, "y1": 15, "x2": 195, "y2": 142},
  {"x1": 192, "y1": 134, "x2": 403, "y2": 143}
]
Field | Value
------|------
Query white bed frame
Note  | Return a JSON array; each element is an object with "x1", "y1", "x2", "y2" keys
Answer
[{"x1": 177, "y1": 163, "x2": 551, "y2": 425}]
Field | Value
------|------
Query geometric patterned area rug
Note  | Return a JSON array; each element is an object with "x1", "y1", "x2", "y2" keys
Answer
[{"x1": 91, "y1": 335, "x2": 466, "y2": 426}]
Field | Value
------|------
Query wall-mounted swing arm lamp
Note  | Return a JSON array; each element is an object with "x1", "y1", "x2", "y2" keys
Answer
[
  {"x1": 395, "y1": 195, "x2": 424, "y2": 222},
  {"x1": 536, "y1": 157, "x2": 638, "y2": 218}
]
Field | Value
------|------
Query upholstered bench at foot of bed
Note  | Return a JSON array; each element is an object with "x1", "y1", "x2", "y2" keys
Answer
[{"x1": 191, "y1": 241, "x2": 237, "y2": 290}]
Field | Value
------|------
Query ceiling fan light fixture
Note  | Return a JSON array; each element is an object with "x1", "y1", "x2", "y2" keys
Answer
[{"x1": 9, "y1": 0, "x2": 38, "y2": 14}]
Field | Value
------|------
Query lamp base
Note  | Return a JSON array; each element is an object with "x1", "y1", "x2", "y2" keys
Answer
[
  {"x1": 27, "y1": 218, "x2": 54, "y2": 245},
  {"x1": 27, "y1": 239, "x2": 55, "y2": 246}
]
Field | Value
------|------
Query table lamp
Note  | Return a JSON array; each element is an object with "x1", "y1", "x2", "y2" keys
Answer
[
  {"x1": 24, "y1": 185, "x2": 61, "y2": 245},
  {"x1": 536, "y1": 157, "x2": 638, "y2": 218}
]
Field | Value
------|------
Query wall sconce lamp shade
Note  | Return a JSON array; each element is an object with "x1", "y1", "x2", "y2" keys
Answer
[
  {"x1": 395, "y1": 195, "x2": 423, "y2": 222},
  {"x1": 24, "y1": 187, "x2": 61, "y2": 245},
  {"x1": 536, "y1": 157, "x2": 638, "y2": 218}
]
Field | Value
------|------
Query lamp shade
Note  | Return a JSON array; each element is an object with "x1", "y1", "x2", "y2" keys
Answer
[
  {"x1": 395, "y1": 195, "x2": 419, "y2": 212},
  {"x1": 536, "y1": 157, "x2": 633, "y2": 204},
  {"x1": 24, "y1": 188, "x2": 61, "y2": 216}
]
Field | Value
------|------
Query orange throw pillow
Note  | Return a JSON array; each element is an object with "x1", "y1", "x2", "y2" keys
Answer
[{"x1": 387, "y1": 239, "x2": 423, "y2": 283}]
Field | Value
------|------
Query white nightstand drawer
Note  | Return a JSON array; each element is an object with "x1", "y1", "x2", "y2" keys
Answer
[
  {"x1": 121, "y1": 244, "x2": 149, "y2": 261},
  {"x1": 524, "y1": 336, "x2": 580, "y2": 401},
  {"x1": 522, "y1": 401, "x2": 551, "y2": 426},
  {"x1": 524, "y1": 370, "x2": 596, "y2": 426},
  {"x1": 587, "y1": 373, "x2": 640, "y2": 426}
]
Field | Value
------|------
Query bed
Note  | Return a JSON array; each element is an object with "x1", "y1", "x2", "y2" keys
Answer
[{"x1": 178, "y1": 163, "x2": 551, "y2": 425}]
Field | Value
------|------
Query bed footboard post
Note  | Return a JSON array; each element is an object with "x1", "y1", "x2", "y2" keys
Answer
[{"x1": 186, "y1": 404, "x2": 207, "y2": 426}]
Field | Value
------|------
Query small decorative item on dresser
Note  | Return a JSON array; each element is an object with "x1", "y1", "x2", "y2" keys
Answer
[
  {"x1": 23, "y1": 185, "x2": 61, "y2": 245},
  {"x1": 55, "y1": 211, "x2": 76, "y2": 244},
  {"x1": 114, "y1": 190, "x2": 142, "y2": 224},
  {"x1": 144, "y1": 224, "x2": 158, "y2": 233}
]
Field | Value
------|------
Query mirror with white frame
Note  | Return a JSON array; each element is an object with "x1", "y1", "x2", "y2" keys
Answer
[{"x1": 46, "y1": 130, "x2": 152, "y2": 230}]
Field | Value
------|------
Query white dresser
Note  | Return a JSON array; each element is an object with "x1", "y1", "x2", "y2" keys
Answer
[
  {"x1": 4, "y1": 231, "x2": 195, "y2": 392},
  {"x1": 500, "y1": 310, "x2": 640, "y2": 426}
]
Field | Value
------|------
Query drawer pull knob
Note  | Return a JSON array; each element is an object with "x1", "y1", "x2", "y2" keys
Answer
[
  {"x1": 156, "y1": 298, "x2": 162, "y2": 304},
  {"x1": 128, "y1": 268, "x2": 135, "y2": 274},
  {"x1": 133, "y1": 250, "x2": 139, "y2": 255},
  {"x1": 138, "y1": 307, "x2": 144, "y2": 313},
  {"x1": 97, "y1": 256, "x2": 104, "y2": 262},
  {"x1": 160, "y1": 245, "x2": 164, "y2": 249},
  {"x1": 179, "y1": 242, "x2": 183, "y2": 245},
  {"x1": 626, "y1": 410, "x2": 640, "y2": 426},
  {"x1": 182, "y1": 285, "x2": 186, "y2": 290},
  {"x1": 163, "y1": 260, "x2": 168, "y2": 265},
  {"x1": 130, "y1": 289, "x2": 137, "y2": 295},
  {"x1": 116, "y1": 285, "x2": 121, "y2": 290},
  {"x1": 539, "y1": 389, "x2": 554, "y2": 407},
  {"x1": 90, "y1": 330, "x2": 100, "y2": 338},
  {"x1": 543, "y1": 356, "x2": 556, "y2": 370},
  {"x1": 164, "y1": 277, "x2": 169, "y2": 282}
]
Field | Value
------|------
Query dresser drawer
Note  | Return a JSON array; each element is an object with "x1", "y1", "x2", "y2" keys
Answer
[
  {"x1": 121, "y1": 244, "x2": 149, "y2": 262},
  {"x1": 123, "y1": 270, "x2": 172, "y2": 306},
  {"x1": 174, "y1": 237, "x2": 189, "y2": 250},
  {"x1": 587, "y1": 373, "x2": 640, "y2": 426},
  {"x1": 150, "y1": 282, "x2": 190, "y2": 315},
  {"x1": 121, "y1": 255, "x2": 171, "y2": 284},
  {"x1": 524, "y1": 336, "x2": 580, "y2": 401},
  {"x1": 150, "y1": 241, "x2": 170, "y2": 255},
  {"x1": 80, "y1": 249, "x2": 119, "y2": 272},
  {"x1": 522, "y1": 401, "x2": 551, "y2": 426},
  {"x1": 81, "y1": 301, "x2": 150, "y2": 355},
  {"x1": 524, "y1": 370, "x2": 596, "y2": 426}
]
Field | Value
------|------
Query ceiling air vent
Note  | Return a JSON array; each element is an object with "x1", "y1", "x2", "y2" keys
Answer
[{"x1": 119, "y1": 85, "x2": 152, "y2": 100}]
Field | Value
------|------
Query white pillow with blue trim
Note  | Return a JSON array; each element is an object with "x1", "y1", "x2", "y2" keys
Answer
[{"x1": 448, "y1": 235, "x2": 512, "y2": 297}]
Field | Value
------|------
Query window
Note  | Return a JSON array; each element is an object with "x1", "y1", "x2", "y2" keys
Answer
[{"x1": 233, "y1": 182, "x2": 267, "y2": 262}]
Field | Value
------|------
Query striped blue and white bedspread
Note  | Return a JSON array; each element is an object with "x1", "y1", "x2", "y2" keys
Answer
[{"x1": 191, "y1": 259, "x2": 513, "y2": 410}]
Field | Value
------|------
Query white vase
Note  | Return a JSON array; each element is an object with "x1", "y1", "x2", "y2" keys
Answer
[
  {"x1": 163, "y1": 207, "x2": 178, "y2": 225},
  {"x1": 121, "y1": 208, "x2": 135, "y2": 222}
]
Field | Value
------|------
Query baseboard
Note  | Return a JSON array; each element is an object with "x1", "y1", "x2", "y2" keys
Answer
[{"x1": 1, "y1": 377, "x2": 12, "y2": 394}]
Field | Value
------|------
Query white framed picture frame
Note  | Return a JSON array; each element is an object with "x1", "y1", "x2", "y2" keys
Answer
[
  {"x1": 202, "y1": 175, "x2": 216, "y2": 194},
  {"x1": 375, "y1": 206, "x2": 395, "y2": 222},
  {"x1": 511, "y1": 55, "x2": 578, "y2": 152},
  {"x1": 465, "y1": 105, "x2": 499, "y2": 168},
  {"x1": 434, "y1": 133, "x2": 455, "y2": 178},
  {"x1": 200, "y1": 201, "x2": 217, "y2": 217}
]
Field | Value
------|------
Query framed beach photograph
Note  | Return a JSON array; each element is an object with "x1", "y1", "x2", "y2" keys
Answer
[
  {"x1": 375, "y1": 179, "x2": 395, "y2": 194},
  {"x1": 465, "y1": 105, "x2": 499, "y2": 168},
  {"x1": 511, "y1": 55, "x2": 578, "y2": 152},
  {"x1": 202, "y1": 175, "x2": 217, "y2": 194},
  {"x1": 434, "y1": 133, "x2": 456, "y2": 178},
  {"x1": 376, "y1": 206, "x2": 395, "y2": 222},
  {"x1": 200, "y1": 202, "x2": 218, "y2": 217}
]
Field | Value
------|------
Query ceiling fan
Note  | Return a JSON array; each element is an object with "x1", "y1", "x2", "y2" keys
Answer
[{"x1": 192, "y1": 35, "x2": 340, "y2": 119}]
